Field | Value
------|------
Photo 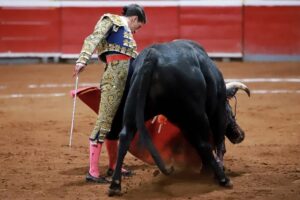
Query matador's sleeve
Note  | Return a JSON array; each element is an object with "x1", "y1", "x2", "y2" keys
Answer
[{"x1": 76, "y1": 17, "x2": 113, "y2": 65}]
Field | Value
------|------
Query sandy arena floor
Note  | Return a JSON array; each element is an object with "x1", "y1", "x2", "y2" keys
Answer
[{"x1": 0, "y1": 61, "x2": 299, "y2": 200}]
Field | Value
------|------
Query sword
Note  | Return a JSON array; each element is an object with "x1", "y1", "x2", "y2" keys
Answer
[{"x1": 69, "y1": 75, "x2": 79, "y2": 147}]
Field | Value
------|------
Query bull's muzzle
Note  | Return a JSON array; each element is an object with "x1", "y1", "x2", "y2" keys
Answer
[{"x1": 226, "y1": 123, "x2": 245, "y2": 144}]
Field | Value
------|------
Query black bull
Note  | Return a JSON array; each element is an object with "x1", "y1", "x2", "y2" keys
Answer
[{"x1": 108, "y1": 40, "x2": 250, "y2": 196}]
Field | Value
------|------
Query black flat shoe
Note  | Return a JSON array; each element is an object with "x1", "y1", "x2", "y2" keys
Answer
[
  {"x1": 106, "y1": 168, "x2": 134, "y2": 177},
  {"x1": 86, "y1": 173, "x2": 110, "y2": 184}
]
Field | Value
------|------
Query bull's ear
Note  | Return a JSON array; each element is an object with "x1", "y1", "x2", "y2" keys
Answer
[{"x1": 226, "y1": 82, "x2": 250, "y2": 99}]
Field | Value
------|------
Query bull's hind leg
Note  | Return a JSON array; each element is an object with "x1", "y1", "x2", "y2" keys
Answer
[
  {"x1": 182, "y1": 114, "x2": 232, "y2": 188},
  {"x1": 108, "y1": 126, "x2": 136, "y2": 196}
]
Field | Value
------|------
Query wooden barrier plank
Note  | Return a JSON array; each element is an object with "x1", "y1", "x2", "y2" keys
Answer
[
  {"x1": 1, "y1": 1, "x2": 299, "y2": 60},
  {"x1": 61, "y1": 6, "x2": 179, "y2": 54},
  {"x1": 61, "y1": 7, "x2": 119, "y2": 54},
  {"x1": 134, "y1": 6, "x2": 179, "y2": 51},
  {"x1": 179, "y1": 6, "x2": 242, "y2": 54},
  {"x1": 244, "y1": 5, "x2": 300, "y2": 56},
  {"x1": 0, "y1": 7, "x2": 61, "y2": 52}
]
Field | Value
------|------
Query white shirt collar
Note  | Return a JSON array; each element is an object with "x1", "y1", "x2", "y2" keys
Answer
[{"x1": 121, "y1": 16, "x2": 131, "y2": 32}]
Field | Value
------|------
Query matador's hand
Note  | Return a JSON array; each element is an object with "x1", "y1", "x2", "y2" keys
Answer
[{"x1": 73, "y1": 63, "x2": 86, "y2": 77}]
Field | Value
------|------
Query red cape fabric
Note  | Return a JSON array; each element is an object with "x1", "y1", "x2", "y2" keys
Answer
[{"x1": 71, "y1": 87, "x2": 200, "y2": 166}]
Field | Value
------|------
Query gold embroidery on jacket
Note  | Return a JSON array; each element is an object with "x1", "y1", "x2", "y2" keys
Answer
[{"x1": 76, "y1": 14, "x2": 137, "y2": 65}]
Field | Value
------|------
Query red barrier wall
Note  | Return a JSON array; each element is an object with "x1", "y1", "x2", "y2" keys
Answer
[
  {"x1": 61, "y1": 6, "x2": 179, "y2": 55},
  {"x1": 61, "y1": 7, "x2": 120, "y2": 54},
  {"x1": 244, "y1": 5, "x2": 300, "y2": 58},
  {"x1": 134, "y1": 6, "x2": 179, "y2": 51},
  {"x1": 60, "y1": 5, "x2": 242, "y2": 56},
  {"x1": 179, "y1": 6, "x2": 242, "y2": 55},
  {"x1": 1, "y1": 1, "x2": 300, "y2": 60},
  {"x1": 0, "y1": 6, "x2": 61, "y2": 53}
]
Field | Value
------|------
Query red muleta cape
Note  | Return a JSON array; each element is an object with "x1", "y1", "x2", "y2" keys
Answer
[{"x1": 71, "y1": 87, "x2": 200, "y2": 166}]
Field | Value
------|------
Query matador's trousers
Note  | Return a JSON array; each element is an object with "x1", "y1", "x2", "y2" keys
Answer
[{"x1": 89, "y1": 59, "x2": 130, "y2": 143}]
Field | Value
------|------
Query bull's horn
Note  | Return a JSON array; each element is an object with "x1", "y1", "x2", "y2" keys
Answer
[{"x1": 226, "y1": 82, "x2": 250, "y2": 98}]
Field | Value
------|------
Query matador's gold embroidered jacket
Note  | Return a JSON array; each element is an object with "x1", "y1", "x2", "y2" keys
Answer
[{"x1": 76, "y1": 14, "x2": 138, "y2": 65}]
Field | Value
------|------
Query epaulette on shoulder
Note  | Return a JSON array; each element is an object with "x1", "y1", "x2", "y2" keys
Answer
[{"x1": 102, "y1": 13, "x2": 124, "y2": 27}]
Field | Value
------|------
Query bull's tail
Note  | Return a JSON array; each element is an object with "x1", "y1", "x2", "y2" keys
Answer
[{"x1": 133, "y1": 48, "x2": 173, "y2": 175}]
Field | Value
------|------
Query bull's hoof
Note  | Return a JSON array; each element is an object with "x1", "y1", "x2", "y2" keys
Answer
[
  {"x1": 219, "y1": 177, "x2": 233, "y2": 188},
  {"x1": 108, "y1": 188, "x2": 122, "y2": 197},
  {"x1": 108, "y1": 181, "x2": 122, "y2": 197}
]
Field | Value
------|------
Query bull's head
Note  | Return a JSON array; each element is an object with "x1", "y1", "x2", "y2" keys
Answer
[{"x1": 225, "y1": 82, "x2": 250, "y2": 144}]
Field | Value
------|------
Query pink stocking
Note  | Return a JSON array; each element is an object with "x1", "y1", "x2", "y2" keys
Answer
[
  {"x1": 105, "y1": 140, "x2": 129, "y2": 173},
  {"x1": 89, "y1": 141, "x2": 102, "y2": 177},
  {"x1": 105, "y1": 140, "x2": 118, "y2": 170}
]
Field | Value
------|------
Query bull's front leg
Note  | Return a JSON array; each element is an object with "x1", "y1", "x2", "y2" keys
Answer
[
  {"x1": 188, "y1": 114, "x2": 232, "y2": 188},
  {"x1": 108, "y1": 127, "x2": 135, "y2": 196},
  {"x1": 196, "y1": 141, "x2": 232, "y2": 188},
  {"x1": 215, "y1": 140, "x2": 226, "y2": 170}
]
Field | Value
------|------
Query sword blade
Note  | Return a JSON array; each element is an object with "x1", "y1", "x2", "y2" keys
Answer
[{"x1": 69, "y1": 75, "x2": 79, "y2": 147}]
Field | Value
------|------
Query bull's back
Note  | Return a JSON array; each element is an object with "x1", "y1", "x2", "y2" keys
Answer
[
  {"x1": 145, "y1": 41, "x2": 207, "y2": 119},
  {"x1": 129, "y1": 40, "x2": 226, "y2": 122},
  {"x1": 147, "y1": 40, "x2": 225, "y2": 119}
]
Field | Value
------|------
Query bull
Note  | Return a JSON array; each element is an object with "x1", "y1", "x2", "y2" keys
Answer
[{"x1": 108, "y1": 40, "x2": 250, "y2": 196}]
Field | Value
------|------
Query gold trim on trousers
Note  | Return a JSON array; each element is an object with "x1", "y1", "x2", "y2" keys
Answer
[{"x1": 90, "y1": 60, "x2": 130, "y2": 143}]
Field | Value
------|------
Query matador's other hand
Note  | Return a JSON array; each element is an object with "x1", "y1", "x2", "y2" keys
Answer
[{"x1": 73, "y1": 63, "x2": 86, "y2": 77}]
